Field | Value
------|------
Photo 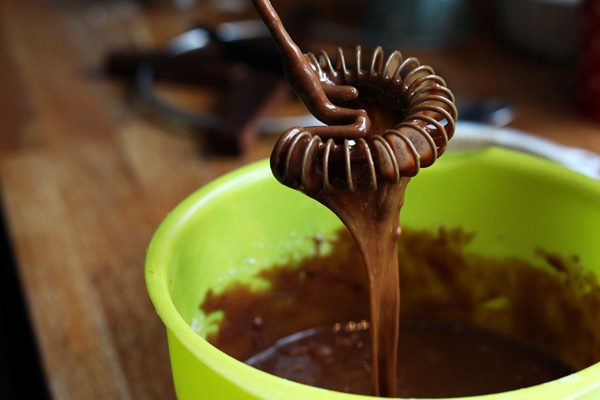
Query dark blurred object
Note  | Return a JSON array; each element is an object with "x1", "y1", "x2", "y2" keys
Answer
[
  {"x1": 363, "y1": 0, "x2": 472, "y2": 50},
  {"x1": 0, "y1": 212, "x2": 50, "y2": 400},
  {"x1": 577, "y1": 0, "x2": 600, "y2": 122},
  {"x1": 496, "y1": 0, "x2": 582, "y2": 61},
  {"x1": 577, "y1": 0, "x2": 600, "y2": 123}
]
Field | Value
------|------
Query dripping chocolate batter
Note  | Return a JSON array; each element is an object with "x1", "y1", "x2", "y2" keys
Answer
[{"x1": 252, "y1": 0, "x2": 457, "y2": 396}]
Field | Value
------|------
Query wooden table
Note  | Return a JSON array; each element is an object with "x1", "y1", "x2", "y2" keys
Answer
[{"x1": 0, "y1": 1, "x2": 598, "y2": 399}]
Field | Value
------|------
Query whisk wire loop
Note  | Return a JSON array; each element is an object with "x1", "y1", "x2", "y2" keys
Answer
[{"x1": 271, "y1": 47, "x2": 456, "y2": 193}]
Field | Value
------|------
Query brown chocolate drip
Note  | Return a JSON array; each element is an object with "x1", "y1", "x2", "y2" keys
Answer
[
  {"x1": 314, "y1": 182, "x2": 407, "y2": 396},
  {"x1": 253, "y1": 0, "x2": 457, "y2": 397}
]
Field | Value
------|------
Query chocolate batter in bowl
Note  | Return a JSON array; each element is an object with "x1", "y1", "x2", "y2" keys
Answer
[{"x1": 145, "y1": 147, "x2": 600, "y2": 399}]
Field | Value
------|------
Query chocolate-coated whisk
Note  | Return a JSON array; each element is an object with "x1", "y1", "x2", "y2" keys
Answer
[
  {"x1": 272, "y1": 46, "x2": 457, "y2": 192},
  {"x1": 253, "y1": 0, "x2": 457, "y2": 194}
]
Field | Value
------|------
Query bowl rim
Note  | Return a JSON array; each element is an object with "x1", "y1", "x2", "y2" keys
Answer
[{"x1": 145, "y1": 148, "x2": 600, "y2": 400}]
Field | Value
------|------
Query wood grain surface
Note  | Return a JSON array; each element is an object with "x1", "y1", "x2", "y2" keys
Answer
[{"x1": 0, "y1": 1, "x2": 598, "y2": 399}]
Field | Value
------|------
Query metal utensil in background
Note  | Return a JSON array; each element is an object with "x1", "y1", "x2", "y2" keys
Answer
[
  {"x1": 106, "y1": 19, "x2": 296, "y2": 154},
  {"x1": 149, "y1": 19, "x2": 290, "y2": 145}
]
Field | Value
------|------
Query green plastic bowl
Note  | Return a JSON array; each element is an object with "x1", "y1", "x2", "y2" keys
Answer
[{"x1": 146, "y1": 148, "x2": 600, "y2": 399}]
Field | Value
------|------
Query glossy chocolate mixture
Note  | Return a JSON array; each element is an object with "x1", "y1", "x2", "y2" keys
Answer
[
  {"x1": 252, "y1": 0, "x2": 456, "y2": 396},
  {"x1": 202, "y1": 228, "x2": 600, "y2": 397}
]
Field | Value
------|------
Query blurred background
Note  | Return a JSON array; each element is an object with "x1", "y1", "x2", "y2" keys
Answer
[{"x1": 0, "y1": 0, "x2": 598, "y2": 399}]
